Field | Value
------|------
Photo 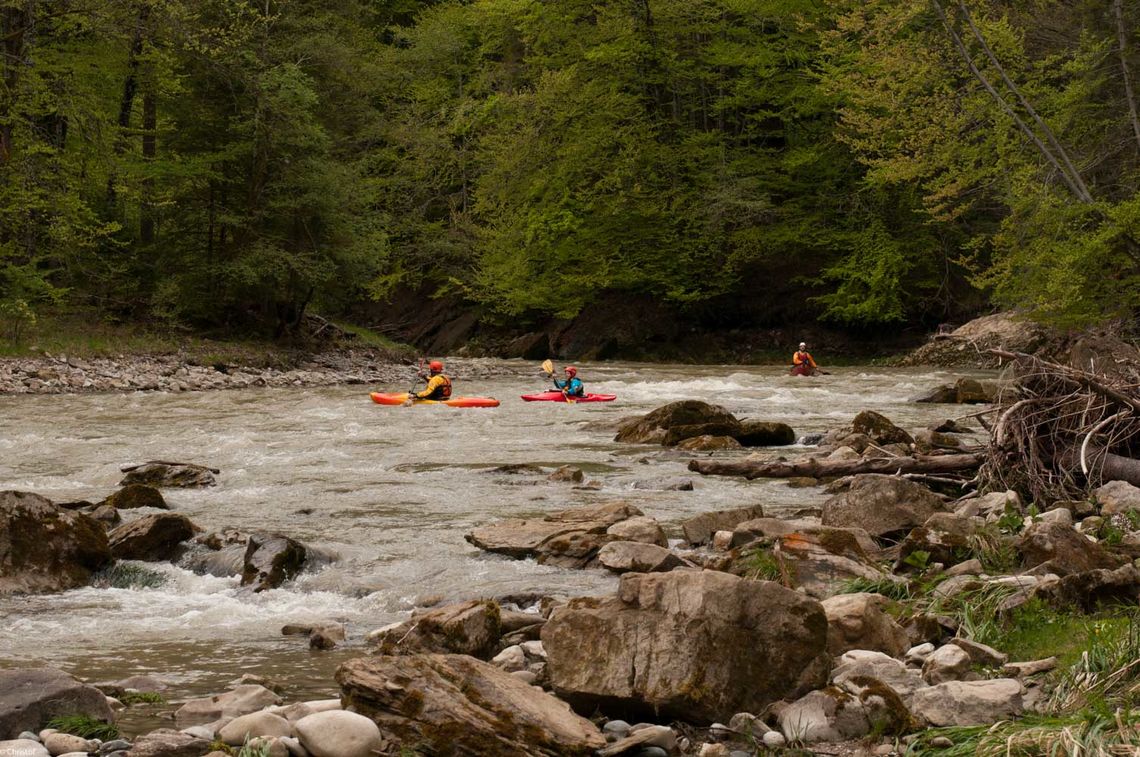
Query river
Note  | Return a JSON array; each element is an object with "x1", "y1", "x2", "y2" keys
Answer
[{"x1": 0, "y1": 360, "x2": 988, "y2": 728}]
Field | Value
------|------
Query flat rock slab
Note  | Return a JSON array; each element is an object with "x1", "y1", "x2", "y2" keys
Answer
[
  {"x1": 465, "y1": 501, "x2": 643, "y2": 567},
  {"x1": 119, "y1": 461, "x2": 218, "y2": 488}
]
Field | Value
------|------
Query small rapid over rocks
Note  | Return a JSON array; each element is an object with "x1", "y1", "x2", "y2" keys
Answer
[{"x1": 0, "y1": 360, "x2": 989, "y2": 727}]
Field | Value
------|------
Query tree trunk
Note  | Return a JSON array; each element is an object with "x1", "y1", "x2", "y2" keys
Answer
[
  {"x1": 1114, "y1": 0, "x2": 1140, "y2": 153},
  {"x1": 140, "y1": 84, "x2": 156, "y2": 244},
  {"x1": 688, "y1": 452, "x2": 984, "y2": 480},
  {"x1": 0, "y1": 2, "x2": 33, "y2": 166},
  {"x1": 107, "y1": 4, "x2": 149, "y2": 206}
]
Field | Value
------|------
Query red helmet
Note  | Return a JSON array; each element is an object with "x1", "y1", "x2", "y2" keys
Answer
[
  {"x1": 429, "y1": 360, "x2": 443, "y2": 372},
  {"x1": 564, "y1": 365, "x2": 577, "y2": 377}
]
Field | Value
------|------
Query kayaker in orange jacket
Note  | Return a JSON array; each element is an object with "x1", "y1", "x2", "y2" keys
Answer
[
  {"x1": 792, "y1": 343, "x2": 818, "y2": 375},
  {"x1": 408, "y1": 360, "x2": 452, "y2": 402}
]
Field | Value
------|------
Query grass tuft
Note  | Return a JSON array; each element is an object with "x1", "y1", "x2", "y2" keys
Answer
[
  {"x1": 44, "y1": 714, "x2": 119, "y2": 740},
  {"x1": 119, "y1": 691, "x2": 166, "y2": 705}
]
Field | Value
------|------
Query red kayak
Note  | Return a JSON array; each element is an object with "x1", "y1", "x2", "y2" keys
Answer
[
  {"x1": 789, "y1": 364, "x2": 817, "y2": 376},
  {"x1": 370, "y1": 392, "x2": 500, "y2": 408},
  {"x1": 520, "y1": 391, "x2": 617, "y2": 403}
]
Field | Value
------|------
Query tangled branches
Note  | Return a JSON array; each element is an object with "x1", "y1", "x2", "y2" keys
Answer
[{"x1": 982, "y1": 350, "x2": 1140, "y2": 503}]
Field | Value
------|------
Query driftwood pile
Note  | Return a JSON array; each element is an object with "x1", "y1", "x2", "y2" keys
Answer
[
  {"x1": 983, "y1": 350, "x2": 1140, "y2": 503},
  {"x1": 693, "y1": 349, "x2": 1140, "y2": 505}
]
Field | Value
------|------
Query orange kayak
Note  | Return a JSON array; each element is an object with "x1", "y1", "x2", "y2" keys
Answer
[{"x1": 370, "y1": 392, "x2": 500, "y2": 408}]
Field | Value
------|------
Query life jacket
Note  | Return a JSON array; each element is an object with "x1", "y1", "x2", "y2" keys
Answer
[
  {"x1": 425, "y1": 374, "x2": 452, "y2": 400},
  {"x1": 793, "y1": 351, "x2": 815, "y2": 367}
]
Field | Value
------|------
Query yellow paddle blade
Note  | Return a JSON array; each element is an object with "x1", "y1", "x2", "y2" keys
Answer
[{"x1": 542, "y1": 359, "x2": 554, "y2": 374}]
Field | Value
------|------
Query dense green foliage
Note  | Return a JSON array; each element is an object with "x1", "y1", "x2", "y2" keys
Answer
[{"x1": 3, "y1": 0, "x2": 1140, "y2": 337}]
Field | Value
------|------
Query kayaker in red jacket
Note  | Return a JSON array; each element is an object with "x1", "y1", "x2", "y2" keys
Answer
[
  {"x1": 408, "y1": 360, "x2": 452, "y2": 402},
  {"x1": 791, "y1": 343, "x2": 819, "y2": 376}
]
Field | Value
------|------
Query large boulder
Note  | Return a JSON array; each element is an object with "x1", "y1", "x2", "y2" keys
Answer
[
  {"x1": 897, "y1": 513, "x2": 984, "y2": 570},
  {"x1": 1095, "y1": 481, "x2": 1140, "y2": 516},
  {"x1": 367, "y1": 600, "x2": 501, "y2": 659},
  {"x1": 822, "y1": 475, "x2": 946, "y2": 540},
  {"x1": 242, "y1": 533, "x2": 308, "y2": 591},
  {"x1": 294, "y1": 710, "x2": 383, "y2": 757},
  {"x1": 615, "y1": 401, "x2": 740, "y2": 445},
  {"x1": 107, "y1": 512, "x2": 201, "y2": 561},
  {"x1": 606, "y1": 516, "x2": 667, "y2": 547},
  {"x1": 681, "y1": 505, "x2": 766, "y2": 546},
  {"x1": 766, "y1": 528, "x2": 902, "y2": 599},
  {"x1": 119, "y1": 461, "x2": 217, "y2": 488},
  {"x1": 336, "y1": 654, "x2": 605, "y2": 756},
  {"x1": 851, "y1": 412, "x2": 914, "y2": 446},
  {"x1": 0, "y1": 491, "x2": 111, "y2": 595},
  {"x1": 910, "y1": 679, "x2": 1023, "y2": 727},
  {"x1": 821, "y1": 593, "x2": 910, "y2": 658},
  {"x1": 596, "y1": 541, "x2": 689, "y2": 574},
  {"x1": 99, "y1": 484, "x2": 168, "y2": 510},
  {"x1": 735, "y1": 420, "x2": 795, "y2": 447},
  {"x1": 466, "y1": 502, "x2": 643, "y2": 569},
  {"x1": 0, "y1": 668, "x2": 115, "y2": 739},
  {"x1": 541, "y1": 570, "x2": 830, "y2": 724},
  {"x1": 1016, "y1": 521, "x2": 1127, "y2": 576},
  {"x1": 174, "y1": 684, "x2": 282, "y2": 728}
]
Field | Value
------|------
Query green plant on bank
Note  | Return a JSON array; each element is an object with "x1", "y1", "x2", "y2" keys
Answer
[
  {"x1": 996, "y1": 504, "x2": 1028, "y2": 535},
  {"x1": 905, "y1": 710, "x2": 1140, "y2": 756},
  {"x1": 967, "y1": 525, "x2": 1020, "y2": 575},
  {"x1": 836, "y1": 575, "x2": 913, "y2": 602},
  {"x1": 739, "y1": 547, "x2": 782, "y2": 582},
  {"x1": 93, "y1": 563, "x2": 168, "y2": 590},
  {"x1": 44, "y1": 715, "x2": 119, "y2": 740},
  {"x1": 236, "y1": 736, "x2": 273, "y2": 757},
  {"x1": 118, "y1": 691, "x2": 166, "y2": 705},
  {"x1": 1049, "y1": 610, "x2": 1140, "y2": 712}
]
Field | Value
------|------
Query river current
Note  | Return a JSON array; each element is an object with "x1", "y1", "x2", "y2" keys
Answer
[{"x1": 0, "y1": 360, "x2": 989, "y2": 723}]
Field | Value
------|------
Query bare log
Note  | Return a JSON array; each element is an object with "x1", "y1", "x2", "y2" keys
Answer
[{"x1": 688, "y1": 453, "x2": 984, "y2": 480}]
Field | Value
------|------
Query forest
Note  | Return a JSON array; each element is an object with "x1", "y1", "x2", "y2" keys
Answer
[{"x1": 2, "y1": 0, "x2": 1140, "y2": 342}]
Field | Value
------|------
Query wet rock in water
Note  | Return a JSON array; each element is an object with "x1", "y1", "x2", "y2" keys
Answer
[
  {"x1": 596, "y1": 541, "x2": 689, "y2": 574},
  {"x1": 108, "y1": 513, "x2": 201, "y2": 561},
  {"x1": 128, "y1": 728, "x2": 212, "y2": 757},
  {"x1": 631, "y1": 476, "x2": 694, "y2": 491},
  {"x1": 294, "y1": 710, "x2": 382, "y2": 757},
  {"x1": 548, "y1": 466, "x2": 585, "y2": 483},
  {"x1": 676, "y1": 435, "x2": 742, "y2": 451},
  {"x1": 735, "y1": 420, "x2": 795, "y2": 447},
  {"x1": 680, "y1": 505, "x2": 766, "y2": 547},
  {"x1": 0, "y1": 668, "x2": 115, "y2": 740},
  {"x1": 615, "y1": 401, "x2": 741, "y2": 445},
  {"x1": 118, "y1": 461, "x2": 218, "y2": 488},
  {"x1": 100, "y1": 484, "x2": 168, "y2": 510},
  {"x1": 606, "y1": 516, "x2": 667, "y2": 547},
  {"x1": 242, "y1": 533, "x2": 308, "y2": 591},
  {"x1": 465, "y1": 501, "x2": 644, "y2": 568},
  {"x1": 336, "y1": 654, "x2": 605, "y2": 756},
  {"x1": 851, "y1": 411, "x2": 914, "y2": 446},
  {"x1": 366, "y1": 599, "x2": 501, "y2": 659},
  {"x1": 97, "y1": 675, "x2": 169, "y2": 698},
  {"x1": 822, "y1": 475, "x2": 946, "y2": 541},
  {"x1": 0, "y1": 491, "x2": 112, "y2": 595},
  {"x1": 89, "y1": 504, "x2": 121, "y2": 527},
  {"x1": 541, "y1": 569, "x2": 830, "y2": 724},
  {"x1": 174, "y1": 684, "x2": 282, "y2": 729}
]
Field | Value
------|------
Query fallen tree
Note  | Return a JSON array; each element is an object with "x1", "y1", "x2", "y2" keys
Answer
[{"x1": 688, "y1": 452, "x2": 984, "y2": 480}]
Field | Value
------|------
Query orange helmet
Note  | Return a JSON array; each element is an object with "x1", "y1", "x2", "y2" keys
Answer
[
  {"x1": 564, "y1": 365, "x2": 577, "y2": 377},
  {"x1": 429, "y1": 360, "x2": 444, "y2": 372}
]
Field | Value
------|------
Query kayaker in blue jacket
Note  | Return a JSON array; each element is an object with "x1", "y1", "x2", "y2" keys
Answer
[{"x1": 552, "y1": 365, "x2": 585, "y2": 398}]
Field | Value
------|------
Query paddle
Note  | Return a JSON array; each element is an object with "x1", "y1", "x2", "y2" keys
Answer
[
  {"x1": 542, "y1": 359, "x2": 576, "y2": 403},
  {"x1": 405, "y1": 357, "x2": 424, "y2": 405}
]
